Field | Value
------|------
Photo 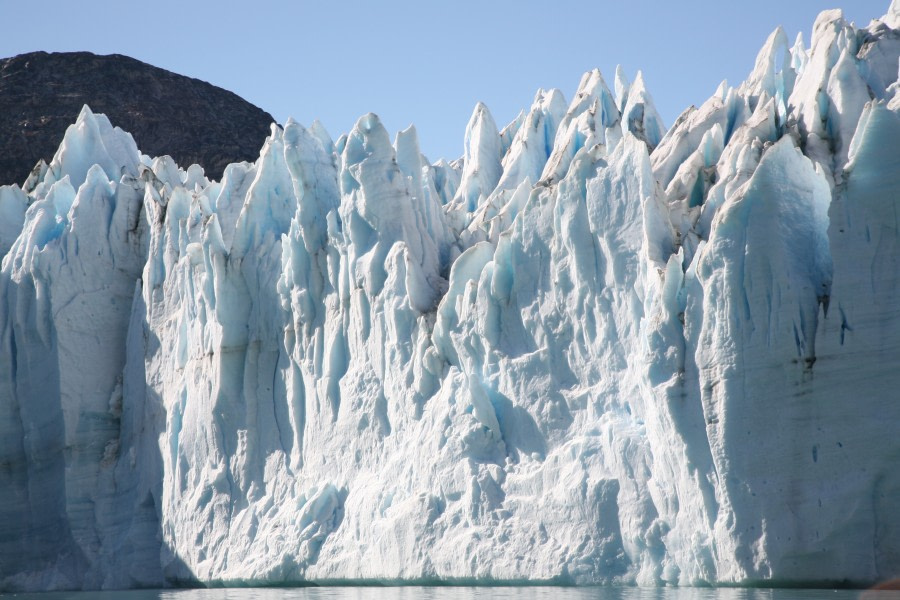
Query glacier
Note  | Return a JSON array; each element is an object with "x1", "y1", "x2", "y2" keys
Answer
[{"x1": 2, "y1": 3, "x2": 900, "y2": 591}]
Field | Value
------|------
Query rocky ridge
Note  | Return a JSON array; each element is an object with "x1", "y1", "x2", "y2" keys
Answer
[{"x1": 0, "y1": 51, "x2": 275, "y2": 185}]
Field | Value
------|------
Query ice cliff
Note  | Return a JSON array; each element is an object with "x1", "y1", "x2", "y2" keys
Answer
[{"x1": 3, "y1": 3, "x2": 900, "y2": 591}]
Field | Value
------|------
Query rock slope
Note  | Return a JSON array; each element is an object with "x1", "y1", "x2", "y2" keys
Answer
[{"x1": 0, "y1": 51, "x2": 275, "y2": 185}]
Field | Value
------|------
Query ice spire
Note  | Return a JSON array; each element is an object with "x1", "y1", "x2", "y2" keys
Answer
[
  {"x1": 495, "y1": 88, "x2": 566, "y2": 191},
  {"x1": 231, "y1": 124, "x2": 296, "y2": 257},
  {"x1": 791, "y1": 32, "x2": 809, "y2": 75},
  {"x1": 885, "y1": 0, "x2": 900, "y2": 28},
  {"x1": 541, "y1": 69, "x2": 619, "y2": 183},
  {"x1": 41, "y1": 105, "x2": 140, "y2": 193},
  {"x1": 3, "y1": 4, "x2": 900, "y2": 591},
  {"x1": 622, "y1": 71, "x2": 666, "y2": 150},
  {"x1": 615, "y1": 64, "x2": 631, "y2": 112},
  {"x1": 741, "y1": 27, "x2": 793, "y2": 107},
  {"x1": 454, "y1": 102, "x2": 502, "y2": 213}
]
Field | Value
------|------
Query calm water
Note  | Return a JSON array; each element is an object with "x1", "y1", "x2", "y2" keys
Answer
[{"x1": 2, "y1": 588, "x2": 900, "y2": 600}]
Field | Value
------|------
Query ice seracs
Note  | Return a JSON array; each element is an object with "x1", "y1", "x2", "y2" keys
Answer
[
  {"x1": 2, "y1": 2, "x2": 900, "y2": 592},
  {"x1": 449, "y1": 102, "x2": 502, "y2": 219}
]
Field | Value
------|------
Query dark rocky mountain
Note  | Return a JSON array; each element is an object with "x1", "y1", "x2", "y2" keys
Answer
[{"x1": 0, "y1": 51, "x2": 276, "y2": 185}]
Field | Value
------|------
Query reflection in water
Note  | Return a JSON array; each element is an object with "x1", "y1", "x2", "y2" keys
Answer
[
  {"x1": 149, "y1": 587, "x2": 897, "y2": 600},
  {"x1": 6, "y1": 588, "x2": 900, "y2": 600}
]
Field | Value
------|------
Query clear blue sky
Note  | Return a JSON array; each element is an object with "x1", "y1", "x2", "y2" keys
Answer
[{"x1": 0, "y1": 0, "x2": 891, "y2": 161}]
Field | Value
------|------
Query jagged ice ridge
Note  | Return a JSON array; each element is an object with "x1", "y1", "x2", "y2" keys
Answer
[{"x1": 2, "y1": 3, "x2": 900, "y2": 591}]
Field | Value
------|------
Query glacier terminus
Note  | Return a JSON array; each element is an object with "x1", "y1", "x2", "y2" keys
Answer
[{"x1": 2, "y1": 2, "x2": 900, "y2": 592}]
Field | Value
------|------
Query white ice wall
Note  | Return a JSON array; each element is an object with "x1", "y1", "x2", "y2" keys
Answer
[{"x1": 1, "y1": 5, "x2": 900, "y2": 592}]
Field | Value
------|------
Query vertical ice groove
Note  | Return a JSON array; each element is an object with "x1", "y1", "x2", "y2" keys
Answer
[
  {"x1": 499, "y1": 109, "x2": 526, "y2": 158},
  {"x1": 825, "y1": 47, "x2": 872, "y2": 174},
  {"x1": 0, "y1": 186, "x2": 27, "y2": 261}
]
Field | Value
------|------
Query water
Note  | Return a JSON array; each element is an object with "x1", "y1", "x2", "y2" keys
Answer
[{"x1": 2, "y1": 588, "x2": 899, "y2": 600}]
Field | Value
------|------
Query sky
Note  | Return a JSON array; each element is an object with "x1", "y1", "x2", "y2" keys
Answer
[{"x1": 0, "y1": 0, "x2": 892, "y2": 161}]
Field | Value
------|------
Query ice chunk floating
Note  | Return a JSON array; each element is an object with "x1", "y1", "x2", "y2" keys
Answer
[{"x1": 2, "y1": 3, "x2": 900, "y2": 592}]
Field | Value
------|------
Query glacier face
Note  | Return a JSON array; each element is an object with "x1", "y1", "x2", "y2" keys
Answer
[{"x1": 2, "y1": 4, "x2": 900, "y2": 591}]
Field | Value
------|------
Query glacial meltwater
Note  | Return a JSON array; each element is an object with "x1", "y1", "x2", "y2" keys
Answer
[{"x1": 1, "y1": 588, "x2": 899, "y2": 600}]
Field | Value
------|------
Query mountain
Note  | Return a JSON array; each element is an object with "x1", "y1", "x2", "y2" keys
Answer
[
  {"x1": 2, "y1": 3, "x2": 900, "y2": 592},
  {"x1": 0, "y1": 51, "x2": 275, "y2": 185}
]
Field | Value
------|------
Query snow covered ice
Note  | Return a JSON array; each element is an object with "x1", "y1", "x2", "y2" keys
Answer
[{"x1": 3, "y1": 3, "x2": 900, "y2": 591}]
